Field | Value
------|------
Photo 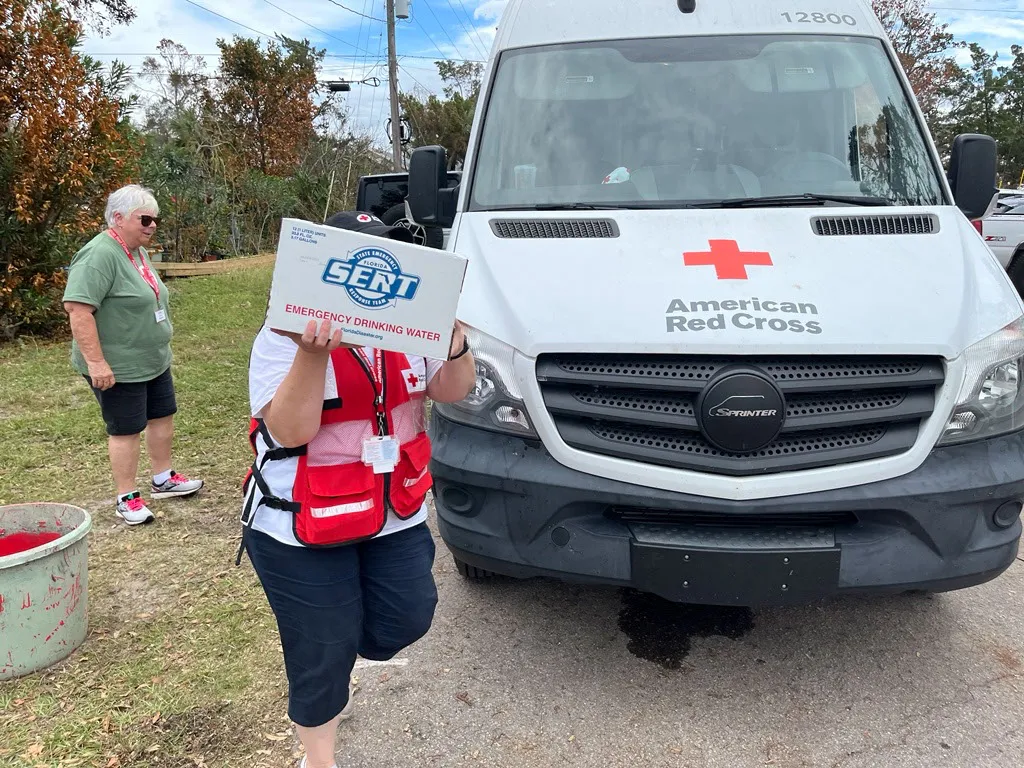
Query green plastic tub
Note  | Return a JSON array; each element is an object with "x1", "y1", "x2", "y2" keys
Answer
[{"x1": 0, "y1": 503, "x2": 92, "y2": 680}]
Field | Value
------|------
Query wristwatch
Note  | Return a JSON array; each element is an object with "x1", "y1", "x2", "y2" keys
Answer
[{"x1": 450, "y1": 336, "x2": 471, "y2": 360}]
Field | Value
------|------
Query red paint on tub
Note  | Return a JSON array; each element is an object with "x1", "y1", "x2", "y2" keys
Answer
[
  {"x1": 0, "y1": 531, "x2": 61, "y2": 557},
  {"x1": 45, "y1": 620, "x2": 66, "y2": 643},
  {"x1": 64, "y1": 576, "x2": 83, "y2": 616}
]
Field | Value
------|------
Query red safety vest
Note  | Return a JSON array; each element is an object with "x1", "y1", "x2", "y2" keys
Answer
[{"x1": 241, "y1": 347, "x2": 433, "y2": 548}]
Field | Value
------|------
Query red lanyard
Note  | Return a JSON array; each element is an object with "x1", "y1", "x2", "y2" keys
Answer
[
  {"x1": 107, "y1": 229, "x2": 160, "y2": 302},
  {"x1": 357, "y1": 348, "x2": 388, "y2": 434}
]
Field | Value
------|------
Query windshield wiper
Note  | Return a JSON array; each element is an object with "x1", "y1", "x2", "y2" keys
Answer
[
  {"x1": 696, "y1": 193, "x2": 893, "y2": 209},
  {"x1": 532, "y1": 202, "x2": 635, "y2": 211}
]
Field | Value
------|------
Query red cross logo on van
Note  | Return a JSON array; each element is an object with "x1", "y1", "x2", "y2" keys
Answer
[{"x1": 683, "y1": 240, "x2": 773, "y2": 280}]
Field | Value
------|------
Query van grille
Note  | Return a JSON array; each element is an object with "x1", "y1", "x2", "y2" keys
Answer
[
  {"x1": 812, "y1": 214, "x2": 938, "y2": 236},
  {"x1": 609, "y1": 508, "x2": 858, "y2": 528},
  {"x1": 489, "y1": 219, "x2": 619, "y2": 239},
  {"x1": 537, "y1": 354, "x2": 944, "y2": 476}
]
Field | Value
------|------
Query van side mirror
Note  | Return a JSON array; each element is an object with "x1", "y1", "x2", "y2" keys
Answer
[
  {"x1": 948, "y1": 134, "x2": 998, "y2": 221},
  {"x1": 408, "y1": 146, "x2": 458, "y2": 228}
]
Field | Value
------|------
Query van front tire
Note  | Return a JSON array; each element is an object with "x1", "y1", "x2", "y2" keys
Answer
[{"x1": 454, "y1": 557, "x2": 496, "y2": 581}]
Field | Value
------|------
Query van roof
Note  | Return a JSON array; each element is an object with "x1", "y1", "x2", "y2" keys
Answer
[{"x1": 495, "y1": 0, "x2": 886, "y2": 52}]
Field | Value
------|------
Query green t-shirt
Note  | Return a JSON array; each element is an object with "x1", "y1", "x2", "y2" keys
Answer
[{"x1": 62, "y1": 232, "x2": 173, "y2": 383}]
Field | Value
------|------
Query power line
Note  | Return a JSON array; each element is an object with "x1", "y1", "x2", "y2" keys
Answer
[
  {"x1": 449, "y1": 0, "x2": 490, "y2": 58},
  {"x1": 324, "y1": 0, "x2": 385, "y2": 21},
  {"x1": 351, "y1": 0, "x2": 372, "y2": 129},
  {"x1": 928, "y1": 5, "x2": 1024, "y2": 12},
  {"x1": 370, "y1": 25, "x2": 388, "y2": 147},
  {"x1": 442, "y1": 0, "x2": 486, "y2": 59},
  {"x1": 258, "y1": 0, "x2": 379, "y2": 57},
  {"x1": 406, "y1": 12, "x2": 455, "y2": 62},
  {"x1": 180, "y1": 0, "x2": 277, "y2": 40},
  {"x1": 419, "y1": 0, "x2": 469, "y2": 61},
  {"x1": 320, "y1": 63, "x2": 381, "y2": 78},
  {"x1": 399, "y1": 61, "x2": 432, "y2": 93},
  {"x1": 84, "y1": 51, "x2": 485, "y2": 62}
]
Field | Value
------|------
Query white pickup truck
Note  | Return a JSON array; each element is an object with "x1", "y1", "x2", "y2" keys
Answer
[{"x1": 981, "y1": 189, "x2": 1024, "y2": 292}]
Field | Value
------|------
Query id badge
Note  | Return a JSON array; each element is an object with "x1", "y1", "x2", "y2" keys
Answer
[
  {"x1": 154, "y1": 309, "x2": 167, "y2": 323},
  {"x1": 362, "y1": 436, "x2": 399, "y2": 474}
]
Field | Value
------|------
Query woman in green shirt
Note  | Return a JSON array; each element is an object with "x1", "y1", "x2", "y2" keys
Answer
[{"x1": 62, "y1": 184, "x2": 203, "y2": 525}]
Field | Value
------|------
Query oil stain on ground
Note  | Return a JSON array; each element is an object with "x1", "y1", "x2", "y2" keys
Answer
[{"x1": 618, "y1": 588, "x2": 755, "y2": 669}]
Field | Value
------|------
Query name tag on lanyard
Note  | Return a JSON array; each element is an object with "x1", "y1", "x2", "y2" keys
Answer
[
  {"x1": 362, "y1": 435, "x2": 399, "y2": 474},
  {"x1": 358, "y1": 348, "x2": 397, "y2": 473}
]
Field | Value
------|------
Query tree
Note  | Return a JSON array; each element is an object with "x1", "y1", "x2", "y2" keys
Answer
[
  {"x1": 935, "y1": 42, "x2": 1024, "y2": 185},
  {"x1": 137, "y1": 40, "x2": 232, "y2": 261},
  {"x1": 871, "y1": 0, "x2": 960, "y2": 121},
  {"x1": 134, "y1": 34, "x2": 390, "y2": 262},
  {"x1": 214, "y1": 35, "x2": 328, "y2": 176},
  {"x1": 140, "y1": 39, "x2": 209, "y2": 136},
  {"x1": 64, "y1": 0, "x2": 135, "y2": 32},
  {"x1": 996, "y1": 45, "x2": 1024, "y2": 186},
  {"x1": 399, "y1": 61, "x2": 483, "y2": 169},
  {"x1": 0, "y1": 0, "x2": 136, "y2": 338},
  {"x1": 946, "y1": 44, "x2": 1003, "y2": 138}
]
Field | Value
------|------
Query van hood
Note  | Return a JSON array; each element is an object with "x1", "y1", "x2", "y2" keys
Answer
[{"x1": 451, "y1": 207, "x2": 1024, "y2": 360}]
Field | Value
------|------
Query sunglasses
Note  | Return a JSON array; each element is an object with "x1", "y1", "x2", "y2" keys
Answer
[{"x1": 137, "y1": 215, "x2": 161, "y2": 227}]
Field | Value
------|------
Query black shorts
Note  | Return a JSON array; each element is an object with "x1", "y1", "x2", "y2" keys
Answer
[{"x1": 85, "y1": 367, "x2": 178, "y2": 436}]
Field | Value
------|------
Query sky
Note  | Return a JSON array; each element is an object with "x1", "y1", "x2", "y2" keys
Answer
[
  {"x1": 81, "y1": 0, "x2": 508, "y2": 148},
  {"x1": 80, "y1": 0, "x2": 1024, "y2": 150}
]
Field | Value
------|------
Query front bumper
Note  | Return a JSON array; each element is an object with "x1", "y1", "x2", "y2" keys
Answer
[{"x1": 429, "y1": 414, "x2": 1024, "y2": 606}]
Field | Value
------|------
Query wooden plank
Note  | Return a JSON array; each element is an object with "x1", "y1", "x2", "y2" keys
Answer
[{"x1": 154, "y1": 253, "x2": 275, "y2": 278}]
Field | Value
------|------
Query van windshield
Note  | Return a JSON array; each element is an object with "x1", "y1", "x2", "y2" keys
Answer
[{"x1": 468, "y1": 35, "x2": 946, "y2": 210}]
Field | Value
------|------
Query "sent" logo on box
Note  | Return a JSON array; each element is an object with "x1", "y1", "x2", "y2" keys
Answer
[{"x1": 322, "y1": 247, "x2": 421, "y2": 310}]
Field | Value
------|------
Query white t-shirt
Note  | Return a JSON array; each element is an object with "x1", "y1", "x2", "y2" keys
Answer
[{"x1": 245, "y1": 325, "x2": 444, "y2": 547}]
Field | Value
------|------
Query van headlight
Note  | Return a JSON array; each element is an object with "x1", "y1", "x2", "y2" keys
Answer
[
  {"x1": 939, "y1": 317, "x2": 1024, "y2": 445},
  {"x1": 434, "y1": 326, "x2": 538, "y2": 437}
]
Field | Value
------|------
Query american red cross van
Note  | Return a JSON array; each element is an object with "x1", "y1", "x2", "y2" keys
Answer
[{"x1": 405, "y1": 0, "x2": 1024, "y2": 605}]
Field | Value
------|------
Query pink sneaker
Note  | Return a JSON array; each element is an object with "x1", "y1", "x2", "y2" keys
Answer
[
  {"x1": 115, "y1": 492, "x2": 155, "y2": 525},
  {"x1": 151, "y1": 471, "x2": 204, "y2": 499}
]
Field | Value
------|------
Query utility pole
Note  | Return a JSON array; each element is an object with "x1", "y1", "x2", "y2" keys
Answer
[{"x1": 386, "y1": 0, "x2": 403, "y2": 171}]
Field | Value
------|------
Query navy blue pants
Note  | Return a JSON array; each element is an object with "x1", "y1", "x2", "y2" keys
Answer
[{"x1": 243, "y1": 523, "x2": 438, "y2": 727}]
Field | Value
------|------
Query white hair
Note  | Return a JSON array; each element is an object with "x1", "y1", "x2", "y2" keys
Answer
[{"x1": 104, "y1": 184, "x2": 159, "y2": 227}]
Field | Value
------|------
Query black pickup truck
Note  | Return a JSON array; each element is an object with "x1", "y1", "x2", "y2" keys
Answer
[
  {"x1": 356, "y1": 171, "x2": 460, "y2": 249},
  {"x1": 356, "y1": 170, "x2": 461, "y2": 249}
]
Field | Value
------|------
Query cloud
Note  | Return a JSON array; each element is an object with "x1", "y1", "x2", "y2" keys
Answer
[
  {"x1": 84, "y1": 0, "x2": 372, "y2": 59},
  {"x1": 473, "y1": 0, "x2": 508, "y2": 22},
  {"x1": 937, "y1": 0, "x2": 1024, "y2": 61}
]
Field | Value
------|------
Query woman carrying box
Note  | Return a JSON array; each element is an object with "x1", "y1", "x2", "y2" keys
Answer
[{"x1": 239, "y1": 211, "x2": 476, "y2": 768}]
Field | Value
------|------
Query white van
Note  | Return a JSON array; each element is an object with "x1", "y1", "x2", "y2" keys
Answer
[{"x1": 406, "y1": 0, "x2": 1024, "y2": 606}]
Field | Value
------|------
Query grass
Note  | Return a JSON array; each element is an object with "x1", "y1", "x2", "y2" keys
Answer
[{"x1": 0, "y1": 267, "x2": 304, "y2": 768}]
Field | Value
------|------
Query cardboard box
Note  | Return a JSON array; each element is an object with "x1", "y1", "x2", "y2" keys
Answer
[{"x1": 266, "y1": 218, "x2": 468, "y2": 360}]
